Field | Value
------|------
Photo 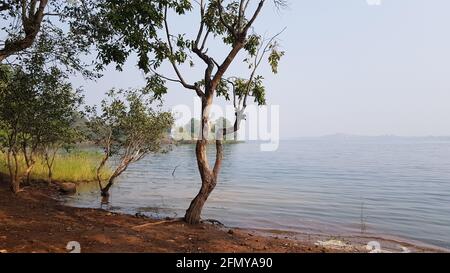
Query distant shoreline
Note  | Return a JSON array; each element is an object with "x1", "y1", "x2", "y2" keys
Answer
[
  {"x1": 175, "y1": 140, "x2": 245, "y2": 145},
  {"x1": 286, "y1": 134, "x2": 450, "y2": 141}
]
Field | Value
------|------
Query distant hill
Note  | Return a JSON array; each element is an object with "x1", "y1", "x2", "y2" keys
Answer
[{"x1": 289, "y1": 134, "x2": 450, "y2": 141}]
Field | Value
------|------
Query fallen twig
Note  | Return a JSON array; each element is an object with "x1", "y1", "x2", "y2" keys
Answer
[{"x1": 132, "y1": 218, "x2": 183, "y2": 230}]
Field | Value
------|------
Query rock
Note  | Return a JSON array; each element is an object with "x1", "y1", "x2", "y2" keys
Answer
[
  {"x1": 60, "y1": 183, "x2": 77, "y2": 195},
  {"x1": 228, "y1": 229, "x2": 234, "y2": 235}
]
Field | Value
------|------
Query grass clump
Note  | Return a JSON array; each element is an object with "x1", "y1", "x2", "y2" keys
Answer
[{"x1": 0, "y1": 149, "x2": 112, "y2": 183}]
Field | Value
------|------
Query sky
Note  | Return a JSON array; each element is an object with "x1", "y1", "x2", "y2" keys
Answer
[{"x1": 75, "y1": 0, "x2": 450, "y2": 138}]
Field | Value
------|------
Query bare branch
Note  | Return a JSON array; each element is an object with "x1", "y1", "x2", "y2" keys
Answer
[
  {"x1": 243, "y1": 0, "x2": 265, "y2": 34},
  {"x1": 163, "y1": 5, "x2": 204, "y2": 98}
]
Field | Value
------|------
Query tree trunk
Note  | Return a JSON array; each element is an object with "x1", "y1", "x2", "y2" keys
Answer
[
  {"x1": 100, "y1": 159, "x2": 130, "y2": 197},
  {"x1": 22, "y1": 146, "x2": 35, "y2": 185},
  {"x1": 45, "y1": 148, "x2": 57, "y2": 185},
  {"x1": 48, "y1": 168, "x2": 53, "y2": 184},
  {"x1": 96, "y1": 153, "x2": 110, "y2": 195},
  {"x1": 9, "y1": 150, "x2": 20, "y2": 194},
  {"x1": 23, "y1": 163, "x2": 35, "y2": 185},
  {"x1": 101, "y1": 179, "x2": 114, "y2": 197},
  {"x1": 7, "y1": 150, "x2": 20, "y2": 194},
  {"x1": 184, "y1": 93, "x2": 227, "y2": 224},
  {"x1": 6, "y1": 150, "x2": 14, "y2": 187},
  {"x1": 10, "y1": 177, "x2": 20, "y2": 194},
  {"x1": 184, "y1": 139, "x2": 218, "y2": 224},
  {"x1": 23, "y1": 145, "x2": 31, "y2": 183}
]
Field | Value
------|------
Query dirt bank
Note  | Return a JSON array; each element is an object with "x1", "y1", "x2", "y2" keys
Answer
[
  {"x1": 0, "y1": 177, "x2": 444, "y2": 253},
  {"x1": 0, "y1": 178, "x2": 337, "y2": 253}
]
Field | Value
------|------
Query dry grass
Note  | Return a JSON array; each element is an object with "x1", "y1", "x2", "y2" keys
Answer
[{"x1": 0, "y1": 149, "x2": 112, "y2": 183}]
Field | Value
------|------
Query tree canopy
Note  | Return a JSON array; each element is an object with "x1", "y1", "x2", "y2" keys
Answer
[
  {"x1": 0, "y1": 0, "x2": 97, "y2": 77},
  {"x1": 86, "y1": 88, "x2": 174, "y2": 197}
]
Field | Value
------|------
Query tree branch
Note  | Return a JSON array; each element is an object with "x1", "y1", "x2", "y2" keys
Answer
[
  {"x1": 217, "y1": 0, "x2": 237, "y2": 38},
  {"x1": 242, "y1": 0, "x2": 265, "y2": 34},
  {"x1": 163, "y1": 5, "x2": 204, "y2": 98},
  {"x1": 0, "y1": 0, "x2": 49, "y2": 62}
]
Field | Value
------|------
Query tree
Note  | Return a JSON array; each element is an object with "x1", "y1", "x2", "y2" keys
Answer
[
  {"x1": 38, "y1": 82, "x2": 84, "y2": 184},
  {"x1": 86, "y1": 88, "x2": 174, "y2": 198},
  {"x1": 0, "y1": 52, "x2": 82, "y2": 193},
  {"x1": 223, "y1": 28, "x2": 285, "y2": 141},
  {"x1": 0, "y1": 64, "x2": 29, "y2": 193},
  {"x1": 73, "y1": 0, "x2": 286, "y2": 224}
]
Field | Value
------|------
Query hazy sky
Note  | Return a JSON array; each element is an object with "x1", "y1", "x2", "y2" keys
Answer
[{"x1": 76, "y1": 0, "x2": 450, "y2": 138}]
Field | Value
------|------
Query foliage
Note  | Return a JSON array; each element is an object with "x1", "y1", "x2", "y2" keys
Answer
[
  {"x1": 86, "y1": 88, "x2": 174, "y2": 195},
  {"x1": 0, "y1": 0, "x2": 99, "y2": 78},
  {"x1": 0, "y1": 49, "x2": 83, "y2": 190},
  {"x1": 65, "y1": 0, "x2": 191, "y2": 73},
  {"x1": 68, "y1": 1, "x2": 284, "y2": 103}
]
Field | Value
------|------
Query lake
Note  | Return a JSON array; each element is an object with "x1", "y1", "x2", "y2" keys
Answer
[{"x1": 62, "y1": 137, "x2": 450, "y2": 249}]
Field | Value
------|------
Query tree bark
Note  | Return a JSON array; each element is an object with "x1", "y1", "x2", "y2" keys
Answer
[
  {"x1": 44, "y1": 147, "x2": 58, "y2": 185},
  {"x1": 48, "y1": 168, "x2": 52, "y2": 184},
  {"x1": 7, "y1": 150, "x2": 21, "y2": 194},
  {"x1": 184, "y1": 139, "x2": 218, "y2": 224},
  {"x1": 6, "y1": 150, "x2": 19, "y2": 194},
  {"x1": 101, "y1": 177, "x2": 115, "y2": 197},
  {"x1": 10, "y1": 177, "x2": 20, "y2": 194},
  {"x1": 184, "y1": 94, "x2": 227, "y2": 224},
  {"x1": 22, "y1": 162, "x2": 35, "y2": 185},
  {"x1": 22, "y1": 146, "x2": 35, "y2": 185},
  {"x1": 100, "y1": 158, "x2": 130, "y2": 197}
]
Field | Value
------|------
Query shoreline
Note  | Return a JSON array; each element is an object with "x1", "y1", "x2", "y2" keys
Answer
[
  {"x1": 0, "y1": 179, "x2": 445, "y2": 253},
  {"x1": 249, "y1": 228, "x2": 448, "y2": 253}
]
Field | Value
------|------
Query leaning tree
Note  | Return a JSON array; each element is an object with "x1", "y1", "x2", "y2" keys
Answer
[
  {"x1": 72, "y1": 0, "x2": 286, "y2": 224},
  {"x1": 86, "y1": 88, "x2": 174, "y2": 199}
]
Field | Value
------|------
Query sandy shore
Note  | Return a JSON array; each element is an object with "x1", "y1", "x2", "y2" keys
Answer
[{"x1": 0, "y1": 178, "x2": 444, "y2": 253}]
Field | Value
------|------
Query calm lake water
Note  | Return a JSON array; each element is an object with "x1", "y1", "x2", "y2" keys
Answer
[{"x1": 62, "y1": 138, "x2": 450, "y2": 249}]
